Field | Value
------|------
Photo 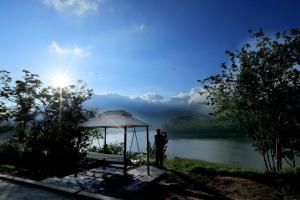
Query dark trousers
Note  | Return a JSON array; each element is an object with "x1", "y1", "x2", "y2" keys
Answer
[{"x1": 155, "y1": 148, "x2": 164, "y2": 168}]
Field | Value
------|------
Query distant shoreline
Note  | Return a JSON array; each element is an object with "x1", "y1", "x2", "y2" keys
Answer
[{"x1": 167, "y1": 132, "x2": 247, "y2": 139}]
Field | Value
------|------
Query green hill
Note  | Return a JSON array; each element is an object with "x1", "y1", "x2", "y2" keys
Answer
[{"x1": 161, "y1": 114, "x2": 246, "y2": 138}]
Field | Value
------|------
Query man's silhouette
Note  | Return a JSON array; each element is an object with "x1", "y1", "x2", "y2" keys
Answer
[{"x1": 155, "y1": 129, "x2": 168, "y2": 168}]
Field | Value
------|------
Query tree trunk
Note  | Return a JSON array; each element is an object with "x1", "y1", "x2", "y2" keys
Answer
[
  {"x1": 262, "y1": 151, "x2": 270, "y2": 173},
  {"x1": 276, "y1": 137, "x2": 282, "y2": 171}
]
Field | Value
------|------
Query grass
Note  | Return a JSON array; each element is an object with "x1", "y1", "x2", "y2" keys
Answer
[
  {"x1": 164, "y1": 157, "x2": 300, "y2": 177},
  {"x1": 0, "y1": 164, "x2": 16, "y2": 170},
  {"x1": 279, "y1": 166, "x2": 300, "y2": 175},
  {"x1": 164, "y1": 157, "x2": 259, "y2": 174},
  {"x1": 0, "y1": 164, "x2": 16, "y2": 174},
  {"x1": 164, "y1": 157, "x2": 300, "y2": 196}
]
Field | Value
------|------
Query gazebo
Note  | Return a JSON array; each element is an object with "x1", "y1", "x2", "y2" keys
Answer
[{"x1": 79, "y1": 110, "x2": 150, "y2": 175}]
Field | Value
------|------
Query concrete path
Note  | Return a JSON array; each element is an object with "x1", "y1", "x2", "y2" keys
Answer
[
  {"x1": 43, "y1": 165, "x2": 165, "y2": 195},
  {"x1": 0, "y1": 179, "x2": 78, "y2": 200}
]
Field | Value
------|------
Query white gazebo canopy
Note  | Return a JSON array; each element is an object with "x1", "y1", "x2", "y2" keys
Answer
[
  {"x1": 80, "y1": 110, "x2": 148, "y2": 128},
  {"x1": 79, "y1": 110, "x2": 150, "y2": 175}
]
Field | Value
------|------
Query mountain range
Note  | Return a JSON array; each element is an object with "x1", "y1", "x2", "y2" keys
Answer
[{"x1": 84, "y1": 90, "x2": 245, "y2": 137}]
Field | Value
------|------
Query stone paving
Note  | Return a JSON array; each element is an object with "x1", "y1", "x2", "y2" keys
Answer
[
  {"x1": 43, "y1": 165, "x2": 165, "y2": 198},
  {"x1": 0, "y1": 179, "x2": 78, "y2": 200},
  {"x1": 0, "y1": 165, "x2": 164, "y2": 200}
]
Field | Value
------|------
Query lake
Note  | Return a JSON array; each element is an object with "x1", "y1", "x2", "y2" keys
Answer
[
  {"x1": 92, "y1": 129, "x2": 267, "y2": 171},
  {"x1": 2, "y1": 129, "x2": 296, "y2": 171}
]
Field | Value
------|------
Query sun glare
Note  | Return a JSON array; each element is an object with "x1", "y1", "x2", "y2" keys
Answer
[{"x1": 52, "y1": 72, "x2": 71, "y2": 88}]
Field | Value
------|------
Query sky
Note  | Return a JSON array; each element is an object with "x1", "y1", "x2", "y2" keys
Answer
[{"x1": 0, "y1": 0, "x2": 300, "y2": 98}]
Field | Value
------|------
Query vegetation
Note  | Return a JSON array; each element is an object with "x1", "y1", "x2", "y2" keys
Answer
[
  {"x1": 0, "y1": 124, "x2": 14, "y2": 133},
  {"x1": 88, "y1": 142, "x2": 124, "y2": 155},
  {"x1": 88, "y1": 128, "x2": 104, "y2": 148},
  {"x1": 0, "y1": 69, "x2": 95, "y2": 174},
  {"x1": 162, "y1": 157, "x2": 300, "y2": 200},
  {"x1": 165, "y1": 157, "x2": 258, "y2": 174},
  {"x1": 199, "y1": 29, "x2": 300, "y2": 173},
  {"x1": 162, "y1": 114, "x2": 245, "y2": 138}
]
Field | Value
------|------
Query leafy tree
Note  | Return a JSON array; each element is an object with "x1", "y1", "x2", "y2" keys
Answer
[
  {"x1": 28, "y1": 81, "x2": 95, "y2": 170},
  {"x1": 0, "y1": 69, "x2": 95, "y2": 173},
  {"x1": 199, "y1": 29, "x2": 300, "y2": 173},
  {"x1": 88, "y1": 128, "x2": 103, "y2": 149},
  {"x1": 0, "y1": 70, "x2": 42, "y2": 141},
  {"x1": 0, "y1": 70, "x2": 11, "y2": 122}
]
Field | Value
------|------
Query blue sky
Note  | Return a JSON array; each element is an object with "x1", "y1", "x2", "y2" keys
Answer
[{"x1": 1, "y1": 0, "x2": 299, "y2": 97}]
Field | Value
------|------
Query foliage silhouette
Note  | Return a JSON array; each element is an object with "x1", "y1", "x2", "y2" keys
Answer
[
  {"x1": 199, "y1": 29, "x2": 300, "y2": 173},
  {"x1": 0, "y1": 70, "x2": 96, "y2": 174}
]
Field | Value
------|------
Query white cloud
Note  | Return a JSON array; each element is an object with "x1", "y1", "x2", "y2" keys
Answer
[
  {"x1": 170, "y1": 88, "x2": 206, "y2": 105},
  {"x1": 91, "y1": 87, "x2": 209, "y2": 113},
  {"x1": 49, "y1": 41, "x2": 90, "y2": 57},
  {"x1": 86, "y1": 88, "x2": 211, "y2": 126},
  {"x1": 139, "y1": 88, "x2": 206, "y2": 106},
  {"x1": 142, "y1": 93, "x2": 164, "y2": 102},
  {"x1": 43, "y1": 0, "x2": 101, "y2": 16}
]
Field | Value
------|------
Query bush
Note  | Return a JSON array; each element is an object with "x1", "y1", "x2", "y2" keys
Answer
[
  {"x1": 279, "y1": 166, "x2": 300, "y2": 175},
  {"x1": 21, "y1": 136, "x2": 82, "y2": 172},
  {"x1": 88, "y1": 142, "x2": 124, "y2": 155},
  {"x1": 106, "y1": 142, "x2": 124, "y2": 154},
  {"x1": 0, "y1": 124, "x2": 14, "y2": 133},
  {"x1": 21, "y1": 147, "x2": 49, "y2": 169},
  {"x1": 0, "y1": 141, "x2": 25, "y2": 166}
]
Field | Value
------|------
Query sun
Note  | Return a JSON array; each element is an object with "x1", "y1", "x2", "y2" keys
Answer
[{"x1": 51, "y1": 72, "x2": 71, "y2": 88}]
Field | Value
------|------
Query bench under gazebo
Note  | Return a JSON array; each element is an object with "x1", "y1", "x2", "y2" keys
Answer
[{"x1": 79, "y1": 110, "x2": 150, "y2": 175}]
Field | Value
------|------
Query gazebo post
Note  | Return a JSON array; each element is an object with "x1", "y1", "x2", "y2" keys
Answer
[
  {"x1": 146, "y1": 126, "x2": 150, "y2": 175},
  {"x1": 123, "y1": 126, "x2": 127, "y2": 175},
  {"x1": 104, "y1": 127, "x2": 107, "y2": 152}
]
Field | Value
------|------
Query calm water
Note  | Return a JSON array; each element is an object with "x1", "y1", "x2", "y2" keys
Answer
[
  {"x1": 92, "y1": 129, "x2": 266, "y2": 171},
  {"x1": 2, "y1": 129, "x2": 297, "y2": 171},
  {"x1": 3, "y1": 129, "x2": 298, "y2": 171}
]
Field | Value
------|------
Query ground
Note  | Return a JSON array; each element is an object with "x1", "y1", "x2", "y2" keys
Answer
[
  {"x1": 132, "y1": 170, "x2": 298, "y2": 200},
  {"x1": 1, "y1": 170, "x2": 297, "y2": 200},
  {"x1": 130, "y1": 157, "x2": 300, "y2": 200},
  {"x1": 0, "y1": 179, "x2": 78, "y2": 200},
  {"x1": 0, "y1": 158, "x2": 299, "y2": 200}
]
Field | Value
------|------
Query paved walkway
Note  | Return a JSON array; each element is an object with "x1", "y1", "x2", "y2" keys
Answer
[
  {"x1": 0, "y1": 179, "x2": 78, "y2": 200},
  {"x1": 43, "y1": 165, "x2": 165, "y2": 196}
]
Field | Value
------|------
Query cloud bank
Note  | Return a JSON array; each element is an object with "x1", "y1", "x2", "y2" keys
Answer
[
  {"x1": 85, "y1": 88, "x2": 210, "y2": 127},
  {"x1": 43, "y1": 0, "x2": 101, "y2": 16},
  {"x1": 85, "y1": 89, "x2": 245, "y2": 137}
]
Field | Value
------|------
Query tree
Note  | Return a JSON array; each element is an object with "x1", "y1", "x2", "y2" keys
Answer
[
  {"x1": 199, "y1": 29, "x2": 300, "y2": 173},
  {"x1": 0, "y1": 69, "x2": 95, "y2": 172},
  {"x1": 0, "y1": 70, "x2": 42, "y2": 141},
  {"x1": 0, "y1": 70, "x2": 11, "y2": 122},
  {"x1": 29, "y1": 80, "x2": 95, "y2": 170}
]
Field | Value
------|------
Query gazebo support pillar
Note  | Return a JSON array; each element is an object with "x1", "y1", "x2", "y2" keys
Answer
[
  {"x1": 146, "y1": 126, "x2": 150, "y2": 175},
  {"x1": 104, "y1": 127, "x2": 107, "y2": 152},
  {"x1": 123, "y1": 126, "x2": 127, "y2": 175}
]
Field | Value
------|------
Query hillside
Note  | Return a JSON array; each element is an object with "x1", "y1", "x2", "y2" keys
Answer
[{"x1": 161, "y1": 114, "x2": 246, "y2": 138}]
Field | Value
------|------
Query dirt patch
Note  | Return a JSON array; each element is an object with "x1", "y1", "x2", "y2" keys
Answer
[
  {"x1": 208, "y1": 176, "x2": 279, "y2": 200},
  {"x1": 131, "y1": 170, "x2": 297, "y2": 200}
]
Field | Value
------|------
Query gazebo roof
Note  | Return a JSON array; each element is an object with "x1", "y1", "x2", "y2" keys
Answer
[{"x1": 79, "y1": 110, "x2": 149, "y2": 128}]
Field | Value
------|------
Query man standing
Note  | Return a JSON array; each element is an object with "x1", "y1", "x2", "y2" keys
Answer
[{"x1": 155, "y1": 129, "x2": 168, "y2": 168}]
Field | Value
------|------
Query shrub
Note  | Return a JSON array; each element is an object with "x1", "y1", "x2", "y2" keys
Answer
[
  {"x1": 88, "y1": 142, "x2": 124, "y2": 155},
  {"x1": 0, "y1": 141, "x2": 25, "y2": 166},
  {"x1": 106, "y1": 142, "x2": 124, "y2": 155}
]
